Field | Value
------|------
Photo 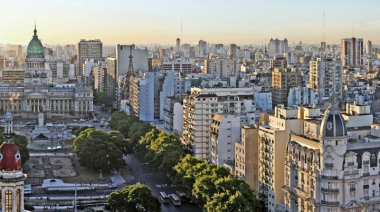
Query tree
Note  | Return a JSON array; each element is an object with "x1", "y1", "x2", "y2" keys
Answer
[
  {"x1": 94, "y1": 92, "x2": 113, "y2": 107},
  {"x1": 174, "y1": 155, "x2": 206, "y2": 189},
  {"x1": 143, "y1": 131, "x2": 185, "y2": 175},
  {"x1": 204, "y1": 177, "x2": 262, "y2": 212},
  {"x1": 107, "y1": 183, "x2": 161, "y2": 212},
  {"x1": 73, "y1": 128, "x2": 131, "y2": 173},
  {"x1": 0, "y1": 127, "x2": 29, "y2": 165}
]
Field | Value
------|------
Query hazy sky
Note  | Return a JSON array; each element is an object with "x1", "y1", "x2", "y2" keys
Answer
[{"x1": 0, "y1": 0, "x2": 379, "y2": 46}]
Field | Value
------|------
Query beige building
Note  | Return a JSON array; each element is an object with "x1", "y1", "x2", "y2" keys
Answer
[
  {"x1": 259, "y1": 105, "x2": 321, "y2": 212},
  {"x1": 203, "y1": 58, "x2": 236, "y2": 77},
  {"x1": 182, "y1": 87, "x2": 254, "y2": 160},
  {"x1": 235, "y1": 124, "x2": 260, "y2": 195},
  {"x1": 271, "y1": 67, "x2": 302, "y2": 107}
]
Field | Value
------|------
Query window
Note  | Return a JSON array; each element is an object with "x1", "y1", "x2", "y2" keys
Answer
[
  {"x1": 5, "y1": 190, "x2": 12, "y2": 211},
  {"x1": 16, "y1": 189, "x2": 20, "y2": 211}
]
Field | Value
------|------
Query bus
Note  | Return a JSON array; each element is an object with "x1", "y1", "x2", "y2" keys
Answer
[
  {"x1": 169, "y1": 194, "x2": 181, "y2": 206},
  {"x1": 26, "y1": 122, "x2": 37, "y2": 129},
  {"x1": 159, "y1": 192, "x2": 170, "y2": 204},
  {"x1": 175, "y1": 191, "x2": 188, "y2": 203}
]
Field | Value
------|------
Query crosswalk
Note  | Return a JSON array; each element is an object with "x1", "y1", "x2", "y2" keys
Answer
[{"x1": 156, "y1": 184, "x2": 177, "y2": 188}]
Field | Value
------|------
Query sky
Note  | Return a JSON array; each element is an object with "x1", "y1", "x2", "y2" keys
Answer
[{"x1": 0, "y1": 0, "x2": 379, "y2": 46}]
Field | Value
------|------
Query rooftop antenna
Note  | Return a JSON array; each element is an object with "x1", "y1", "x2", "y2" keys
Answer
[{"x1": 323, "y1": 10, "x2": 325, "y2": 44}]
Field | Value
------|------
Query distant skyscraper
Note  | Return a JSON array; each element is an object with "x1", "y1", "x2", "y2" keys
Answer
[
  {"x1": 268, "y1": 38, "x2": 288, "y2": 55},
  {"x1": 341, "y1": 37, "x2": 363, "y2": 66},
  {"x1": 17, "y1": 45, "x2": 22, "y2": 60},
  {"x1": 198, "y1": 40, "x2": 207, "y2": 55},
  {"x1": 77, "y1": 39, "x2": 102, "y2": 76},
  {"x1": 176, "y1": 38, "x2": 180, "y2": 52},
  {"x1": 229, "y1": 44, "x2": 237, "y2": 58},
  {"x1": 367, "y1": 40, "x2": 372, "y2": 57}
]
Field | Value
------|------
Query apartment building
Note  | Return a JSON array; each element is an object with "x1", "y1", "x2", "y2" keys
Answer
[
  {"x1": 341, "y1": 37, "x2": 364, "y2": 66},
  {"x1": 259, "y1": 105, "x2": 321, "y2": 212},
  {"x1": 163, "y1": 96, "x2": 184, "y2": 135},
  {"x1": 282, "y1": 95, "x2": 380, "y2": 212},
  {"x1": 235, "y1": 124, "x2": 260, "y2": 195},
  {"x1": 271, "y1": 67, "x2": 302, "y2": 107},
  {"x1": 77, "y1": 39, "x2": 102, "y2": 76},
  {"x1": 182, "y1": 87, "x2": 254, "y2": 160},
  {"x1": 162, "y1": 61, "x2": 192, "y2": 74},
  {"x1": 203, "y1": 58, "x2": 237, "y2": 77},
  {"x1": 210, "y1": 102, "x2": 255, "y2": 165},
  {"x1": 308, "y1": 58, "x2": 343, "y2": 105}
]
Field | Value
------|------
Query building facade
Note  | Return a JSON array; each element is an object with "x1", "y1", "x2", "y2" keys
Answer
[
  {"x1": 341, "y1": 37, "x2": 363, "y2": 66},
  {"x1": 181, "y1": 87, "x2": 254, "y2": 160},
  {"x1": 77, "y1": 39, "x2": 102, "y2": 76},
  {"x1": 272, "y1": 67, "x2": 302, "y2": 107}
]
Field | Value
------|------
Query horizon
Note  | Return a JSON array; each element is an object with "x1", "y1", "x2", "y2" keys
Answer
[{"x1": 0, "y1": 0, "x2": 379, "y2": 46}]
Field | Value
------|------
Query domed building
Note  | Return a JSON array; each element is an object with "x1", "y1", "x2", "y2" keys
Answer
[
  {"x1": 282, "y1": 88, "x2": 380, "y2": 211},
  {"x1": 0, "y1": 26, "x2": 93, "y2": 118},
  {"x1": 0, "y1": 111, "x2": 27, "y2": 211}
]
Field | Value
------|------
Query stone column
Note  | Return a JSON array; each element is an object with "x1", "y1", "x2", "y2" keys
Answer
[
  {"x1": 12, "y1": 189, "x2": 16, "y2": 212},
  {"x1": 38, "y1": 99, "x2": 40, "y2": 112},
  {"x1": 20, "y1": 188, "x2": 24, "y2": 212}
]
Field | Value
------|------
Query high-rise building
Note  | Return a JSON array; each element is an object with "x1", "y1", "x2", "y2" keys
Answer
[
  {"x1": 341, "y1": 37, "x2": 363, "y2": 66},
  {"x1": 235, "y1": 124, "x2": 260, "y2": 195},
  {"x1": 203, "y1": 58, "x2": 236, "y2": 77},
  {"x1": 198, "y1": 40, "x2": 207, "y2": 55},
  {"x1": 259, "y1": 105, "x2": 321, "y2": 211},
  {"x1": 176, "y1": 38, "x2": 180, "y2": 52},
  {"x1": 367, "y1": 40, "x2": 372, "y2": 57},
  {"x1": 268, "y1": 38, "x2": 288, "y2": 55},
  {"x1": 229, "y1": 44, "x2": 237, "y2": 58},
  {"x1": 162, "y1": 61, "x2": 192, "y2": 73},
  {"x1": 181, "y1": 44, "x2": 190, "y2": 57},
  {"x1": 271, "y1": 67, "x2": 302, "y2": 107},
  {"x1": 17, "y1": 45, "x2": 22, "y2": 60},
  {"x1": 77, "y1": 39, "x2": 102, "y2": 76},
  {"x1": 182, "y1": 87, "x2": 254, "y2": 160}
]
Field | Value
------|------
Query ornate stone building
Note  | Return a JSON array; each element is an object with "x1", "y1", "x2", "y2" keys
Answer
[
  {"x1": 0, "y1": 111, "x2": 27, "y2": 211},
  {"x1": 0, "y1": 27, "x2": 93, "y2": 118},
  {"x1": 282, "y1": 91, "x2": 380, "y2": 211}
]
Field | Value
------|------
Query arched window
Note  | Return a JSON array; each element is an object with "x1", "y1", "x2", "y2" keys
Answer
[
  {"x1": 5, "y1": 190, "x2": 12, "y2": 211},
  {"x1": 16, "y1": 189, "x2": 20, "y2": 211}
]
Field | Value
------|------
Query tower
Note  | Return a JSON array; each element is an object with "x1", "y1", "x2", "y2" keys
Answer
[
  {"x1": 128, "y1": 45, "x2": 134, "y2": 74},
  {"x1": 176, "y1": 38, "x2": 180, "y2": 52},
  {"x1": 24, "y1": 26, "x2": 48, "y2": 88},
  {"x1": 0, "y1": 111, "x2": 26, "y2": 211}
]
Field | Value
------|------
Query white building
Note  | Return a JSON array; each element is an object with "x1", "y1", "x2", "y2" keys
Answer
[
  {"x1": 210, "y1": 102, "x2": 255, "y2": 165},
  {"x1": 163, "y1": 96, "x2": 184, "y2": 135},
  {"x1": 182, "y1": 87, "x2": 255, "y2": 160},
  {"x1": 268, "y1": 38, "x2": 288, "y2": 55},
  {"x1": 253, "y1": 91, "x2": 273, "y2": 112},
  {"x1": 308, "y1": 58, "x2": 343, "y2": 105},
  {"x1": 287, "y1": 86, "x2": 318, "y2": 107}
]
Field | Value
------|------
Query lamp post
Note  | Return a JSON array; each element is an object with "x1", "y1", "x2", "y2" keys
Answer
[{"x1": 139, "y1": 163, "x2": 149, "y2": 182}]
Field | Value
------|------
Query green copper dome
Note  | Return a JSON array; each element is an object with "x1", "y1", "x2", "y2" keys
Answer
[{"x1": 27, "y1": 27, "x2": 44, "y2": 57}]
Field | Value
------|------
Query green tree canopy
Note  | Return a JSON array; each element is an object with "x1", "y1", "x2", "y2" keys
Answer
[
  {"x1": 107, "y1": 183, "x2": 161, "y2": 212},
  {"x1": 0, "y1": 127, "x2": 29, "y2": 165},
  {"x1": 73, "y1": 128, "x2": 131, "y2": 173}
]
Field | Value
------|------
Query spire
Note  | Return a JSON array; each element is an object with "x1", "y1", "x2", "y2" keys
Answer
[
  {"x1": 3, "y1": 111, "x2": 14, "y2": 142},
  {"x1": 33, "y1": 22, "x2": 38, "y2": 38},
  {"x1": 128, "y1": 45, "x2": 134, "y2": 73}
]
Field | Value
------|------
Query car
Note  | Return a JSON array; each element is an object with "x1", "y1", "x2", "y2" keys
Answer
[
  {"x1": 79, "y1": 119, "x2": 86, "y2": 122},
  {"x1": 73, "y1": 119, "x2": 78, "y2": 122},
  {"x1": 108, "y1": 184, "x2": 117, "y2": 188},
  {"x1": 0, "y1": 119, "x2": 5, "y2": 123}
]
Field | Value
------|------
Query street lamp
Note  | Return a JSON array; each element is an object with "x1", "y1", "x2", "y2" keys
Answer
[{"x1": 139, "y1": 163, "x2": 149, "y2": 182}]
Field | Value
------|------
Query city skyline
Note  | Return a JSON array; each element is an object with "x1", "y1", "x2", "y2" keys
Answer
[{"x1": 0, "y1": 0, "x2": 379, "y2": 45}]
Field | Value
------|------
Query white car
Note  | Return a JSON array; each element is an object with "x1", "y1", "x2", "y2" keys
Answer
[{"x1": 79, "y1": 119, "x2": 86, "y2": 122}]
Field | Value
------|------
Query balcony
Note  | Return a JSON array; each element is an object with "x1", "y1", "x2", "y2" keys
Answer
[
  {"x1": 325, "y1": 163, "x2": 334, "y2": 168},
  {"x1": 363, "y1": 173, "x2": 370, "y2": 177},
  {"x1": 321, "y1": 200, "x2": 339, "y2": 206},
  {"x1": 322, "y1": 175, "x2": 338, "y2": 180},
  {"x1": 363, "y1": 185, "x2": 369, "y2": 189},
  {"x1": 321, "y1": 188, "x2": 339, "y2": 193},
  {"x1": 350, "y1": 187, "x2": 356, "y2": 192},
  {"x1": 347, "y1": 162, "x2": 354, "y2": 166},
  {"x1": 363, "y1": 160, "x2": 370, "y2": 165}
]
